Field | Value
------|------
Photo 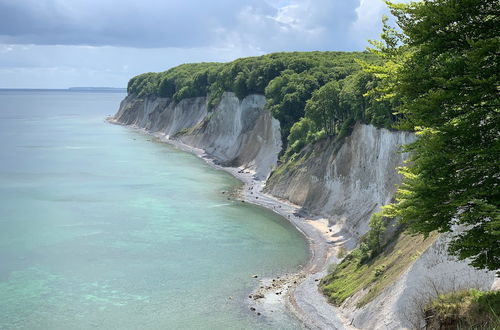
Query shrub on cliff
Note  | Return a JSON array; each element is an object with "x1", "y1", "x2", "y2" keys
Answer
[{"x1": 424, "y1": 289, "x2": 500, "y2": 329}]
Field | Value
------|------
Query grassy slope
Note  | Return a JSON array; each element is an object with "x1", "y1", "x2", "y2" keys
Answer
[{"x1": 321, "y1": 230, "x2": 439, "y2": 308}]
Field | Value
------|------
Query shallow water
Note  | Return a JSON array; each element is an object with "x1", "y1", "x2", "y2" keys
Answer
[{"x1": 0, "y1": 90, "x2": 308, "y2": 329}]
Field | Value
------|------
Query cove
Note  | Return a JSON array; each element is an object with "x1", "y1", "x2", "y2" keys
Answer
[{"x1": 0, "y1": 90, "x2": 308, "y2": 329}]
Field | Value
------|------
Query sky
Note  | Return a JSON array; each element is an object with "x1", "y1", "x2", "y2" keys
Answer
[{"x1": 0, "y1": 0, "x2": 390, "y2": 89}]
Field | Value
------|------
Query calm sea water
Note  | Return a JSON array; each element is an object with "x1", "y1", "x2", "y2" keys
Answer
[{"x1": 0, "y1": 90, "x2": 308, "y2": 329}]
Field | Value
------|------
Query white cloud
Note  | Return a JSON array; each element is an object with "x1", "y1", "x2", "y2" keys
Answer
[
  {"x1": 350, "y1": 0, "x2": 389, "y2": 48},
  {"x1": 0, "y1": 44, "x2": 13, "y2": 53},
  {"x1": 274, "y1": 4, "x2": 302, "y2": 28}
]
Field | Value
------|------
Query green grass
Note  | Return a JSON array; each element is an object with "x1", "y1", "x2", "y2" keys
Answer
[
  {"x1": 425, "y1": 289, "x2": 500, "y2": 329},
  {"x1": 321, "y1": 231, "x2": 438, "y2": 307}
]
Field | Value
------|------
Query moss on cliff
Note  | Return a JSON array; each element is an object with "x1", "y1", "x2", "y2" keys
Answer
[{"x1": 321, "y1": 230, "x2": 438, "y2": 307}]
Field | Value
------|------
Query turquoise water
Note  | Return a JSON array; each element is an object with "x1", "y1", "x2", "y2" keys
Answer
[{"x1": 0, "y1": 90, "x2": 308, "y2": 329}]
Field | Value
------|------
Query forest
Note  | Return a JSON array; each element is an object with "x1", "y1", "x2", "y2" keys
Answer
[{"x1": 126, "y1": 51, "x2": 398, "y2": 157}]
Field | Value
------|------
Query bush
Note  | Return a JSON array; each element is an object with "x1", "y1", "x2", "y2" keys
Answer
[
  {"x1": 337, "y1": 247, "x2": 348, "y2": 259},
  {"x1": 366, "y1": 213, "x2": 386, "y2": 257},
  {"x1": 425, "y1": 289, "x2": 500, "y2": 329}
]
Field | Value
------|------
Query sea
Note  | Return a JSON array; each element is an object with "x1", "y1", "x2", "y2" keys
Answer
[{"x1": 0, "y1": 89, "x2": 308, "y2": 329}]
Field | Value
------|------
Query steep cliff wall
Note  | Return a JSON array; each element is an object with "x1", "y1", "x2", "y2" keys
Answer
[
  {"x1": 179, "y1": 93, "x2": 281, "y2": 180},
  {"x1": 112, "y1": 92, "x2": 281, "y2": 179},
  {"x1": 113, "y1": 94, "x2": 208, "y2": 137},
  {"x1": 266, "y1": 123, "x2": 415, "y2": 240}
]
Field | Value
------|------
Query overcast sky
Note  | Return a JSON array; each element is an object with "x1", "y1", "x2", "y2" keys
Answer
[{"x1": 0, "y1": 0, "x2": 390, "y2": 89}]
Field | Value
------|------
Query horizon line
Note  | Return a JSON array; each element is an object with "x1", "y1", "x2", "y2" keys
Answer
[{"x1": 0, "y1": 87, "x2": 126, "y2": 91}]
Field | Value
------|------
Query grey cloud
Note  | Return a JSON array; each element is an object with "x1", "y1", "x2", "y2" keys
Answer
[
  {"x1": 0, "y1": 0, "x2": 373, "y2": 51},
  {"x1": 0, "y1": 0, "x2": 275, "y2": 48},
  {"x1": 215, "y1": 0, "x2": 365, "y2": 52}
]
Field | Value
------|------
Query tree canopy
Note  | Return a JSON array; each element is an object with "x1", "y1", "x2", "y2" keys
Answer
[
  {"x1": 368, "y1": 0, "x2": 499, "y2": 273},
  {"x1": 127, "y1": 51, "x2": 397, "y2": 155}
]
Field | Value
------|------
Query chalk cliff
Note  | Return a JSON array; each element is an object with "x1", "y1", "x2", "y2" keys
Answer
[
  {"x1": 114, "y1": 92, "x2": 414, "y2": 240},
  {"x1": 113, "y1": 92, "x2": 281, "y2": 179},
  {"x1": 113, "y1": 94, "x2": 208, "y2": 137},
  {"x1": 265, "y1": 123, "x2": 415, "y2": 242}
]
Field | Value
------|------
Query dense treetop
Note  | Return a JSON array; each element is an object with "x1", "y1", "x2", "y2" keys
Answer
[
  {"x1": 369, "y1": 0, "x2": 499, "y2": 273},
  {"x1": 127, "y1": 51, "x2": 397, "y2": 154}
]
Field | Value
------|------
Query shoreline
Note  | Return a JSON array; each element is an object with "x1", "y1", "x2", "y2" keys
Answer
[{"x1": 108, "y1": 118, "x2": 356, "y2": 329}]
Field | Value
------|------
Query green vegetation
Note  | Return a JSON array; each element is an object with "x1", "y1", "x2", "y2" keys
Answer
[
  {"x1": 321, "y1": 213, "x2": 438, "y2": 307},
  {"x1": 365, "y1": 0, "x2": 499, "y2": 274},
  {"x1": 425, "y1": 289, "x2": 500, "y2": 329},
  {"x1": 322, "y1": 0, "x2": 498, "y2": 314},
  {"x1": 127, "y1": 62, "x2": 224, "y2": 107},
  {"x1": 126, "y1": 51, "x2": 397, "y2": 154},
  {"x1": 321, "y1": 228, "x2": 438, "y2": 307}
]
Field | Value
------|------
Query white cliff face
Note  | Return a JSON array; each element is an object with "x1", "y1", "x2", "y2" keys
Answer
[
  {"x1": 348, "y1": 233, "x2": 497, "y2": 329},
  {"x1": 113, "y1": 95, "x2": 208, "y2": 137},
  {"x1": 266, "y1": 123, "x2": 415, "y2": 240},
  {"x1": 112, "y1": 92, "x2": 281, "y2": 179},
  {"x1": 115, "y1": 95, "x2": 414, "y2": 239},
  {"x1": 180, "y1": 93, "x2": 281, "y2": 179}
]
